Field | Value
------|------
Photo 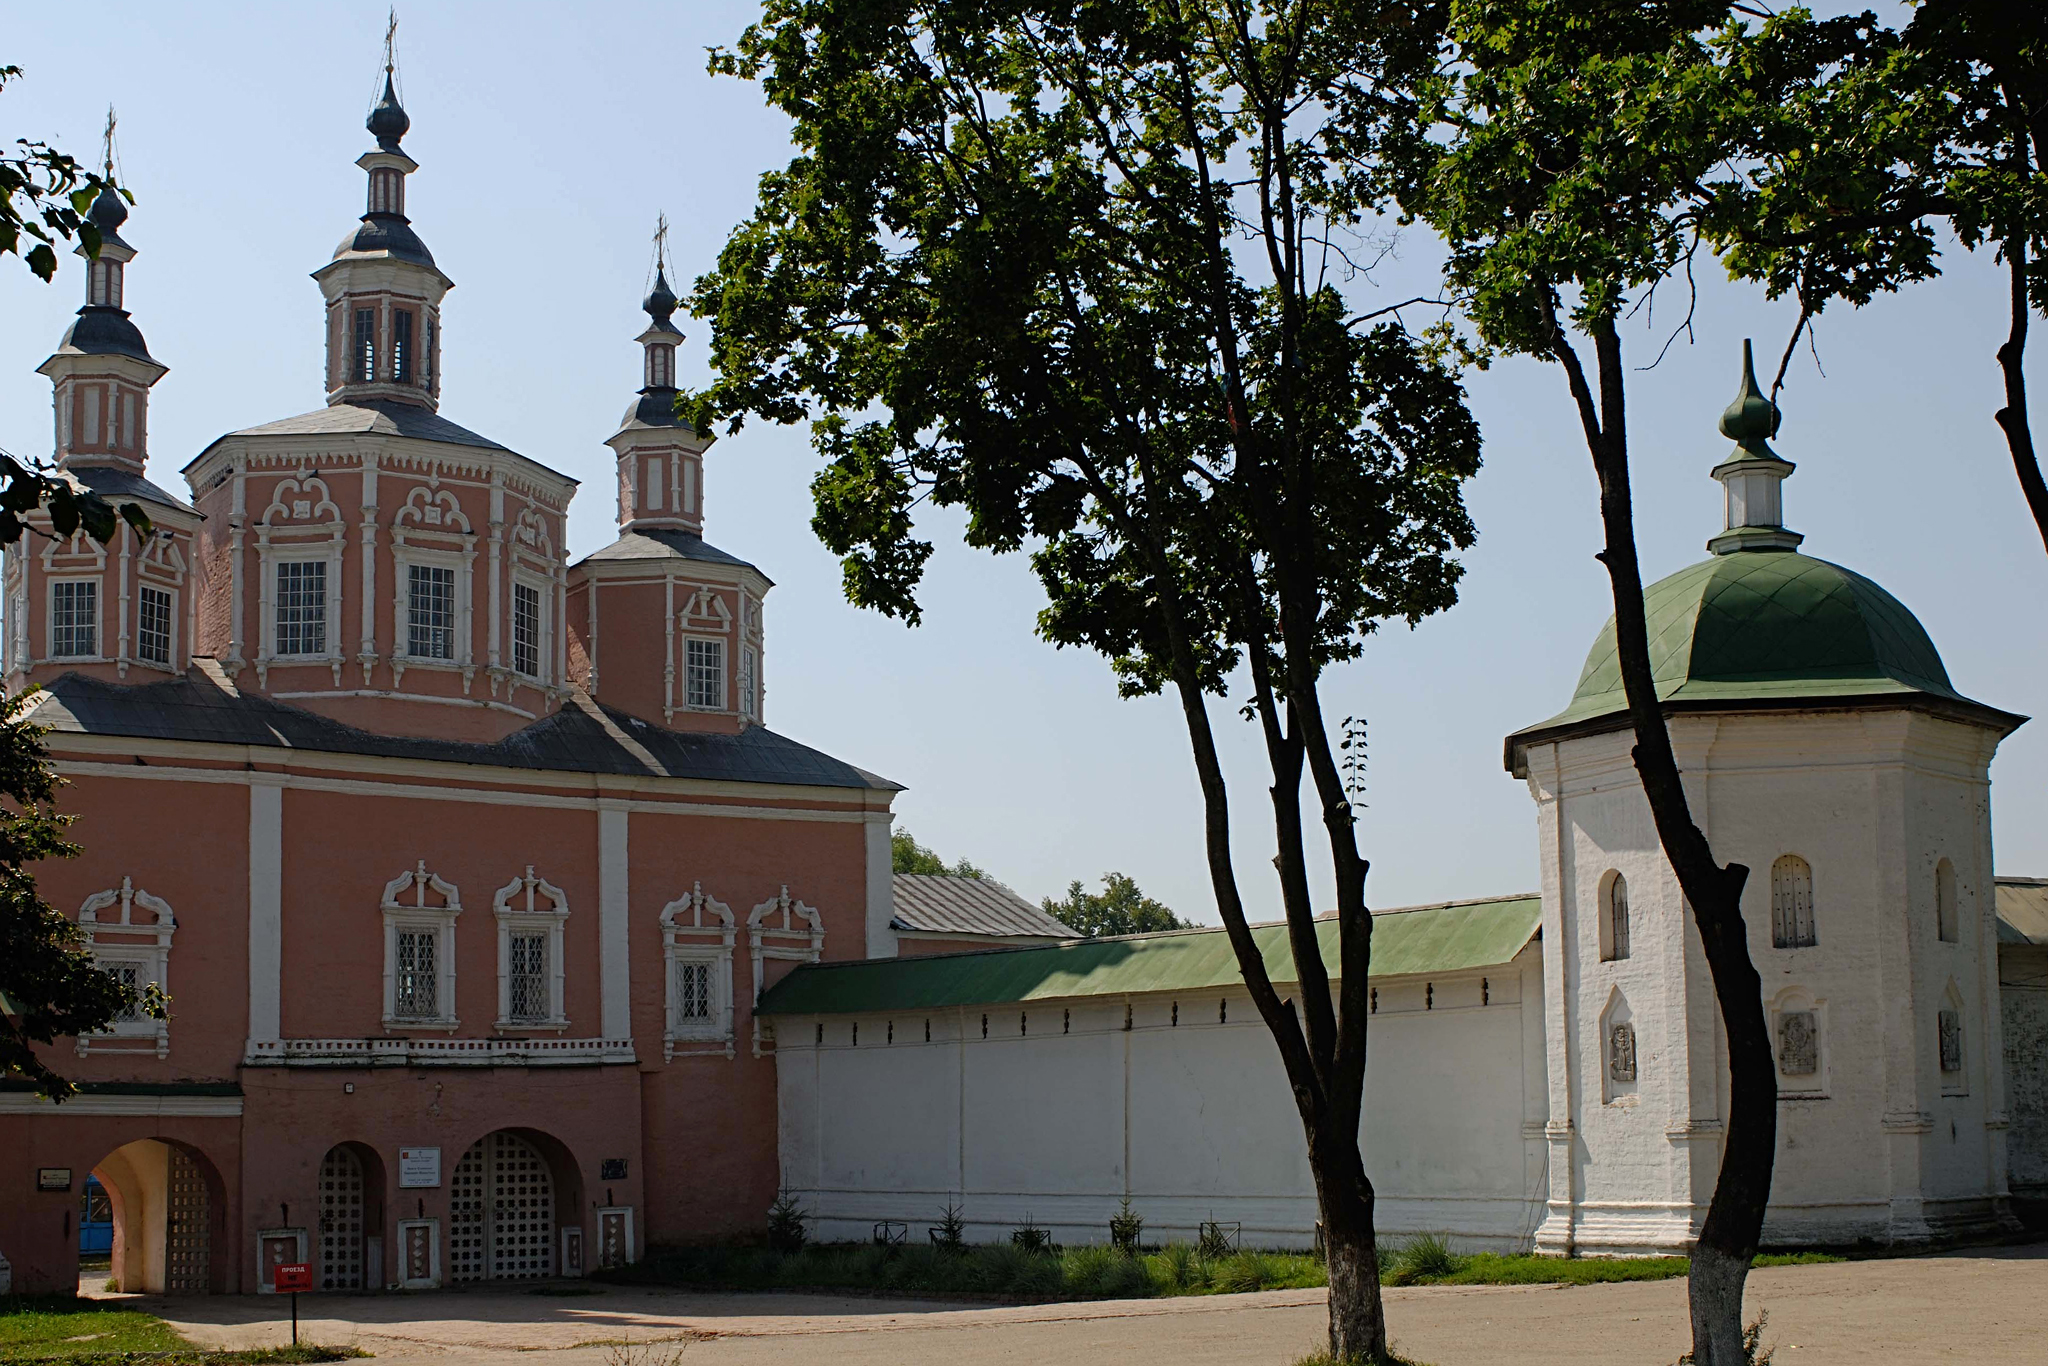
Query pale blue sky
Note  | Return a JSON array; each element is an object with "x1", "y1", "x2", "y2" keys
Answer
[{"x1": 5, "y1": 2, "x2": 2043, "y2": 922}]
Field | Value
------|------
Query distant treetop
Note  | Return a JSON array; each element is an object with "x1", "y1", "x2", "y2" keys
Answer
[
  {"x1": 891, "y1": 828, "x2": 985, "y2": 880},
  {"x1": 1044, "y1": 873, "x2": 1188, "y2": 940}
]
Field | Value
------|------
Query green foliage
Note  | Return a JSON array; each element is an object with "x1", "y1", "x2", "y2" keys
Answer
[
  {"x1": 1009, "y1": 1219, "x2": 1054, "y2": 1254},
  {"x1": 1044, "y1": 873, "x2": 1186, "y2": 938},
  {"x1": 0, "y1": 1295, "x2": 189, "y2": 1357},
  {"x1": 766, "y1": 1187, "x2": 809, "y2": 1253},
  {"x1": 1, "y1": 692, "x2": 166, "y2": 1099},
  {"x1": 0, "y1": 66, "x2": 117, "y2": 284},
  {"x1": 891, "y1": 828, "x2": 985, "y2": 879},
  {"x1": 1383, "y1": 1234, "x2": 1460, "y2": 1285},
  {"x1": 1109, "y1": 1196, "x2": 1144, "y2": 1253},
  {"x1": 932, "y1": 1200, "x2": 967, "y2": 1251}
]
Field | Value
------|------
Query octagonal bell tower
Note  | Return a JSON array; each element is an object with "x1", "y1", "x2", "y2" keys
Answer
[{"x1": 1506, "y1": 344, "x2": 2026, "y2": 1254}]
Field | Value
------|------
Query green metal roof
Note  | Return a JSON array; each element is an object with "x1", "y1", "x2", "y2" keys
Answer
[
  {"x1": 1510, "y1": 550, "x2": 2010, "y2": 747},
  {"x1": 757, "y1": 895, "x2": 1541, "y2": 1016}
]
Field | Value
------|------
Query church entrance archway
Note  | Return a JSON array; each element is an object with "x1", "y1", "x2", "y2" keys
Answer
[
  {"x1": 448, "y1": 1130, "x2": 555, "y2": 1282},
  {"x1": 317, "y1": 1143, "x2": 385, "y2": 1291},
  {"x1": 89, "y1": 1138, "x2": 224, "y2": 1295}
]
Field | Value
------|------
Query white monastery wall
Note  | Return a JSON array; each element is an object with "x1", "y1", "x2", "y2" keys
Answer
[
  {"x1": 777, "y1": 948, "x2": 1547, "y2": 1251},
  {"x1": 2001, "y1": 945, "x2": 2048, "y2": 1199}
]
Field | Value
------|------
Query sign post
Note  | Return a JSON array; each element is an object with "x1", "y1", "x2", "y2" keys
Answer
[{"x1": 273, "y1": 1262, "x2": 311, "y2": 1344}]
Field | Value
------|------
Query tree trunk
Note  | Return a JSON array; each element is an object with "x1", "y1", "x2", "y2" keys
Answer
[
  {"x1": 1555, "y1": 317, "x2": 1777, "y2": 1366},
  {"x1": 1993, "y1": 239, "x2": 2048, "y2": 556},
  {"x1": 1316, "y1": 1153, "x2": 1389, "y2": 1364}
]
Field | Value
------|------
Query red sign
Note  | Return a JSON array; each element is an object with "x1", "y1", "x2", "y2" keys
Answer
[{"x1": 274, "y1": 1262, "x2": 312, "y2": 1293}]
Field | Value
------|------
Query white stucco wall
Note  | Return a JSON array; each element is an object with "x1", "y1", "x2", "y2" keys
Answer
[
  {"x1": 776, "y1": 948, "x2": 1547, "y2": 1251},
  {"x1": 2000, "y1": 944, "x2": 2048, "y2": 1199},
  {"x1": 1524, "y1": 706, "x2": 2014, "y2": 1253}
]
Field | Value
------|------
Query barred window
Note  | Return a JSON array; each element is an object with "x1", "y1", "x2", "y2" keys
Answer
[
  {"x1": 1771, "y1": 855, "x2": 1817, "y2": 948},
  {"x1": 353, "y1": 307, "x2": 376, "y2": 383},
  {"x1": 136, "y1": 586, "x2": 172, "y2": 666},
  {"x1": 407, "y1": 563, "x2": 456, "y2": 659},
  {"x1": 685, "y1": 638, "x2": 724, "y2": 709},
  {"x1": 51, "y1": 580, "x2": 98, "y2": 658},
  {"x1": 100, "y1": 961, "x2": 142, "y2": 1023},
  {"x1": 674, "y1": 958, "x2": 711, "y2": 1022},
  {"x1": 512, "y1": 581, "x2": 541, "y2": 678},
  {"x1": 393, "y1": 929, "x2": 439, "y2": 1019},
  {"x1": 275, "y1": 561, "x2": 327, "y2": 656},
  {"x1": 508, "y1": 932, "x2": 549, "y2": 1023},
  {"x1": 393, "y1": 309, "x2": 415, "y2": 384}
]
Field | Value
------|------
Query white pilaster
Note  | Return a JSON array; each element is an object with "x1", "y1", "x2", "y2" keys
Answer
[
  {"x1": 246, "y1": 775, "x2": 285, "y2": 1049},
  {"x1": 864, "y1": 811, "x2": 898, "y2": 959},
  {"x1": 598, "y1": 800, "x2": 631, "y2": 1040}
]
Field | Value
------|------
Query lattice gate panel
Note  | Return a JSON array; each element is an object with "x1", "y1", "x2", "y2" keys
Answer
[
  {"x1": 487, "y1": 1131, "x2": 554, "y2": 1280},
  {"x1": 165, "y1": 1148, "x2": 210, "y2": 1294},
  {"x1": 448, "y1": 1141, "x2": 488, "y2": 1283},
  {"x1": 318, "y1": 1147, "x2": 365, "y2": 1291}
]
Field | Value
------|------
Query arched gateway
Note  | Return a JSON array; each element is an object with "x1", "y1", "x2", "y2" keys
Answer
[{"x1": 449, "y1": 1131, "x2": 555, "y2": 1281}]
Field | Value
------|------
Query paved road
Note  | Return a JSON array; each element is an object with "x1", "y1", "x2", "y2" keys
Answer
[{"x1": 144, "y1": 1242, "x2": 2045, "y2": 1366}]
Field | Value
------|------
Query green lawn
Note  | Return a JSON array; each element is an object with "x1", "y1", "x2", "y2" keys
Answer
[
  {"x1": 0, "y1": 1295, "x2": 363, "y2": 1364},
  {"x1": 597, "y1": 1238, "x2": 1844, "y2": 1301}
]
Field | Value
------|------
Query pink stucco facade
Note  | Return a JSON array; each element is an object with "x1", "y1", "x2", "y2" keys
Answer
[{"x1": 0, "y1": 77, "x2": 922, "y2": 1296}]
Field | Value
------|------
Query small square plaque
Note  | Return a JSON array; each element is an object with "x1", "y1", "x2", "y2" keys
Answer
[
  {"x1": 37, "y1": 1167, "x2": 72, "y2": 1191},
  {"x1": 600, "y1": 1158, "x2": 627, "y2": 1181}
]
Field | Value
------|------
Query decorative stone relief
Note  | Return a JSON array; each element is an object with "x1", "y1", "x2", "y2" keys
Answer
[
  {"x1": 1938, "y1": 1009, "x2": 1963, "y2": 1074},
  {"x1": 1608, "y1": 1022, "x2": 1638, "y2": 1083},
  {"x1": 1778, "y1": 1011, "x2": 1818, "y2": 1076}
]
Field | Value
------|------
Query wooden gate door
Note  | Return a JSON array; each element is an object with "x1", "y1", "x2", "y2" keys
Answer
[
  {"x1": 318, "y1": 1146, "x2": 366, "y2": 1291},
  {"x1": 448, "y1": 1131, "x2": 555, "y2": 1281},
  {"x1": 164, "y1": 1148, "x2": 210, "y2": 1294}
]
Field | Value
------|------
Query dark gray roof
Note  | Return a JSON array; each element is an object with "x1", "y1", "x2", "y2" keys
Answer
[
  {"x1": 26, "y1": 664, "x2": 897, "y2": 791},
  {"x1": 574, "y1": 528, "x2": 768, "y2": 581},
  {"x1": 189, "y1": 401, "x2": 575, "y2": 487},
  {"x1": 58, "y1": 307, "x2": 154, "y2": 363},
  {"x1": 618, "y1": 390, "x2": 692, "y2": 433},
  {"x1": 333, "y1": 215, "x2": 436, "y2": 269},
  {"x1": 69, "y1": 464, "x2": 196, "y2": 516},
  {"x1": 892, "y1": 875, "x2": 1077, "y2": 939}
]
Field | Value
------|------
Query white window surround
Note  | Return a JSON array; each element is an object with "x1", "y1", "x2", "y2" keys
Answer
[
  {"x1": 494, "y1": 866, "x2": 569, "y2": 1031},
  {"x1": 1597, "y1": 870, "x2": 1630, "y2": 963},
  {"x1": 75, "y1": 876, "x2": 174, "y2": 1058},
  {"x1": 381, "y1": 861, "x2": 462, "y2": 1031},
  {"x1": 46, "y1": 576, "x2": 102, "y2": 661},
  {"x1": 255, "y1": 474, "x2": 346, "y2": 687},
  {"x1": 660, "y1": 882, "x2": 736, "y2": 1060},
  {"x1": 391, "y1": 487, "x2": 478, "y2": 689},
  {"x1": 748, "y1": 886, "x2": 823, "y2": 1057},
  {"x1": 127, "y1": 530, "x2": 189, "y2": 678},
  {"x1": 135, "y1": 584, "x2": 175, "y2": 668},
  {"x1": 684, "y1": 635, "x2": 726, "y2": 711},
  {"x1": 510, "y1": 570, "x2": 551, "y2": 683}
]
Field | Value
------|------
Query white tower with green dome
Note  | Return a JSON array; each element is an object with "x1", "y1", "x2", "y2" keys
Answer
[{"x1": 1506, "y1": 346, "x2": 2027, "y2": 1254}]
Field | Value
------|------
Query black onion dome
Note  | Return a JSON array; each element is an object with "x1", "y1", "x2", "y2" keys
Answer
[
  {"x1": 642, "y1": 267, "x2": 681, "y2": 326},
  {"x1": 87, "y1": 185, "x2": 129, "y2": 235},
  {"x1": 620, "y1": 392, "x2": 687, "y2": 430},
  {"x1": 367, "y1": 72, "x2": 410, "y2": 150},
  {"x1": 61, "y1": 307, "x2": 153, "y2": 362}
]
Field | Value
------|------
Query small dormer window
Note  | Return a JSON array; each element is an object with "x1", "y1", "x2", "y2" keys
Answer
[
  {"x1": 393, "y1": 310, "x2": 415, "y2": 384},
  {"x1": 685, "y1": 637, "x2": 725, "y2": 709},
  {"x1": 353, "y1": 307, "x2": 377, "y2": 383},
  {"x1": 647, "y1": 343, "x2": 673, "y2": 389}
]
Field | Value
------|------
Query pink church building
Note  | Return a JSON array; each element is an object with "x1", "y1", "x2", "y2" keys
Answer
[{"x1": 0, "y1": 76, "x2": 1067, "y2": 1296}]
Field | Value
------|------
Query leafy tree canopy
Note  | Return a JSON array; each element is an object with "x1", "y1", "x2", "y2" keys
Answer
[
  {"x1": 892, "y1": 827, "x2": 987, "y2": 879},
  {"x1": 1043, "y1": 872, "x2": 1188, "y2": 937}
]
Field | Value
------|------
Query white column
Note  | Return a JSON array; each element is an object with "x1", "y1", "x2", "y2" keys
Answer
[
  {"x1": 598, "y1": 800, "x2": 631, "y2": 1040},
  {"x1": 247, "y1": 775, "x2": 285, "y2": 1052},
  {"x1": 864, "y1": 810, "x2": 898, "y2": 959}
]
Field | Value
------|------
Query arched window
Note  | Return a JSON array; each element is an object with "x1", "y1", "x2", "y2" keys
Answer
[
  {"x1": 1600, "y1": 872, "x2": 1630, "y2": 962},
  {"x1": 1936, "y1": 858, "x2": 1959, "y2": 943},
  {"x1": 1771, "y1": 855, "x2": 1816, "y2": 948}
]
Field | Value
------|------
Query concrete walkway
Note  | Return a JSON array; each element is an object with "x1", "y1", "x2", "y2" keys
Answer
[{"x1": 135, "y1": 1242, "x2": 2043, "y2": 1366}]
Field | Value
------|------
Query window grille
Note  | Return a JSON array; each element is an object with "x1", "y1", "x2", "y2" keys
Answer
[
  {"x1": 51, "y1": 580, "x2": 98, "y2": 657},
  {"x1": 740, "y1": 646, "x2": 758, "y2": 717},
  {"x1": 1771, "y1": 855, "x2": 1816, "y2": 948},
  {"x1": 512, "y1": 581, "x2": 541, "y2": 678},
  {"x1": 674, "y1": 959, "x2": 711, "y2": 1022},
  {"x1": 353, "y1": 308, "x2": 376, "y2": 383},
  {"x1": 394, "y1": 929, "x2": 439, "y2": 1019},
  {"x1": 275, "y1": 561, "x2": 327, "y2": 656},
  {"x1": 393, "y1": 310, "x2": 414, "y2": 383},
  {"x1": 508, "y1": 932, "x2": 549, "y2": 1022},
  {"x1": 136, "y1": 586, "x2": 172, "y2": 666},
  {"x1": 407, "y1": 563, "x2": 456, "y2": 659},
  {"x1": 1602, "y1": 874, "x2": 1630, "y2": 961},
  {"x1": 685, "y1": 638, "x2": 724, "y2": 709},
  {"x1": 101, "y1": 962, "x2": 142, "y2": 1023}
]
